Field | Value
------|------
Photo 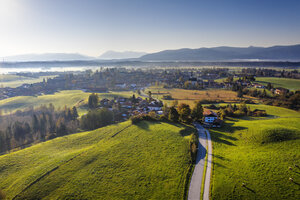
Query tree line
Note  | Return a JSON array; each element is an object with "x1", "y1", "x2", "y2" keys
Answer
[{"x1": 0, "y1": 104, "x2": 79, "y2": 153}]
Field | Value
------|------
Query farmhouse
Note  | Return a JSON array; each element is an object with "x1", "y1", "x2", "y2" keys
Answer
[
  {"x1": 203, "y1": 110, "x2": 223, "y2": 128},
  {"x1": 203, "y1": 110, "x2": 218, "y2": 123},
  {"x1": 275, "y1": 87, "x2": 289, "y2": 95}
]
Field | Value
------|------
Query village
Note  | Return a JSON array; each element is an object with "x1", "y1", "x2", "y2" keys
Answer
[
  {"x1": 0, "y1": 67, "x2": 297, "y2": 100},
  {"x1": 96, "y1": 94, "x2": 223, "y2": 128}
]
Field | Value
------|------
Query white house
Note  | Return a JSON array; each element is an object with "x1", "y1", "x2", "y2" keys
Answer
[{"x1": 203, "y1": 110, "x2": 218, "y2": 123}]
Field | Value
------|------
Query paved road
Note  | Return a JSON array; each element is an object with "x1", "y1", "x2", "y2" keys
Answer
[
  {"x1": 203, "y1": 129, "x2": 212, "y2": 200},
  {"x1": 188, "y1": 123, "x2": 212, "y2": 200}
]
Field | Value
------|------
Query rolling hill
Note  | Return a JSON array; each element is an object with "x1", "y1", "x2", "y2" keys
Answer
[
  {"x1": 210, "y1": 104, "x2": 300, "y2": 199},
  {"x1": 0, "y1": 120, "x2": 196, "y2": 200}
]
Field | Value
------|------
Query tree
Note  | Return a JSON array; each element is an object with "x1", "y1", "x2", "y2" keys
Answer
[
  {"x1": 88, "y1": 93, "x2": 99, "y2": 109},
  {"x1": 262, "y1": 89, "x2": 267, "y2": 98},
  {"x1": 177, "y1": 103, "x2": 191, "y2": 123},
  {"x1": 80, "y1": 108, "x2": 114, "y2": 130},
  {"x1": 32, "y1": 114, "x2": 40, "y2": 133},
  {"x1": 184, "y1": 81, "x2": 191, "y2": 89},
  {"x1": 267, "y1": 82, "x2": 273, "y2": 90},
  {"x1": 226, "y1": 76, "x2": 234, "y2": 83},
  {"x1": 191, "y1": 101, "x2": 203, "y2": 121},
  {"x1": 172, "y1": 100, "x2": 178, "y2": 107},
  {"x1": 147, "y1": 91, "x2": 152, "y2": 100},
  {"x1": 131, "y1": 94, "x2": 136, "y2": 103},
  {"x1": 56, "y1": 117, "x2": 67, "y2": 136},
  {"x1": 168, "y1": 106, "x2": 179, "y2": 122},
  {"x1": 237, "y1": 88, "x2": 243, "y2": 98},
  {"x1": 72, "y1": 106, "x2": 79, "y2": 120}
]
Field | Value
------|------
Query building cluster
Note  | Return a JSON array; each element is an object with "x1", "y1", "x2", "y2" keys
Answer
[{"x1": 98, "y1": 96, "x2": 164, "y2": 121}]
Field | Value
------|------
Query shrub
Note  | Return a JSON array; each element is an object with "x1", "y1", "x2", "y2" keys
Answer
[
  {"x1": 243, "y1": 99, "x2": 255, "y2": 104},
  {"x1": 130, "y1": 113, "x2": 158, "y2": 124},
  {"x1": 233, "y1": 110, "x2": 245, "y2": 117},
  {"x1": 162, "y1": 95, "x2": 173, "y2": 100},
  {"x1": 252, "y1": 109, "x2": 267, "y2": 117},
  {"x1": 189, "y1": 132, "x2": 198, "y2": 163}
]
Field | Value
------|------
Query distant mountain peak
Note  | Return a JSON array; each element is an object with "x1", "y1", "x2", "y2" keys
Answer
[{"x1": 99, "y1": 51, "x2": 147, "y2": 59}]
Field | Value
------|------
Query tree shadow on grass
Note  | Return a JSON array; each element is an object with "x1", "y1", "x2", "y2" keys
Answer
[
  {"x1": 210, "y1": 130, "x2": 237, "y2": 146},
  {"x1": 243, "y1": 185, "x2": 256, "y2": 193},
  {"x1": 212, "y1": 154, "x2": 231, "y2": 161},
  {"x1": 208, "y1": 121, "x2": 245, "y2": 146},
  {"x1": 292, "y1": 181, "x2": 300, "y2": 186},
  {"x1": 212, "y1": 161, "x2": 227, "y2": 168},
  {"x1": 135, "y1": 121, "x2": 150, "y2": 130}
]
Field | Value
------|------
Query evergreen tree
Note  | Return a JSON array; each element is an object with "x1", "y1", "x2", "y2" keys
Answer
[
  {"x1": 88, "y1": 93, "x2": 99, "y2": 109},
  {"x1": 32, "y1": 114, "x2": 40, "y2": 133},
  {"x1": 72, "y1": 106, "x2": 79, "y2": 120}
]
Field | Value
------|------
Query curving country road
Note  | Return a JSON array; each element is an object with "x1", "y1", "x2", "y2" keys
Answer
[{"x1": 188, "y1": 123, "x2": 212, "y2": 200}]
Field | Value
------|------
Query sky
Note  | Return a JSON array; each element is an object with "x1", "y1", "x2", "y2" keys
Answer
[{"x1": 0, "y1": 0, "x2": 300, "y2": 57}]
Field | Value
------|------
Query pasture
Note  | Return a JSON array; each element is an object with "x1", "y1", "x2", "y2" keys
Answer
[
  {"x1": 0, "y1": 120, "x2": 195, "y2": 200},
  {"x1": 0, "y1": 90, "x2": 139, "y2": 115},
  {"x1": 0, "y1": 75, "x2": 57, "y2": 88},
  {"x1": 254, "y1": 77, "x2": 300, "y2": 91},
  {"x1": 146, "y1": 87, "x2": 250, "y2": 107},
  {"x1": 210, "y1": 104, "x2": 300, "y2": 199}
]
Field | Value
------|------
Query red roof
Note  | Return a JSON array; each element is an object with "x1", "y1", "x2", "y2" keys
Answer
[{"x1": 203, "y1": 110, "x2": 218, "y2": 117}]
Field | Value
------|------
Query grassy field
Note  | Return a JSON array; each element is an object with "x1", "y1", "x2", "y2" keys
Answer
[
  {"x1": 0, "y1": 120, "x2": 195, "y2": 200},
  {"x1": 210, "y1": 104, "x2": 300, "y2": 199},
  {"x1": 146, "y1": 87, "x2": 252, "y2": 107},
  {"x1": 0, "y1": 90, "x2": 139, "y2": 115},
  {"x1": 0, "y1": 75, "x2": 57, "y2": 88},
  {"x1": 254, "y1": 77, "x2": 300, "y2": 91}
]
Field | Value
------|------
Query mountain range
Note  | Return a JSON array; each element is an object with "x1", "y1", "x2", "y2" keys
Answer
[
  {"x1": 140, "y1": 44, "x2": 300, "y2": 61},
  {"x1": 2, "y1": 44, "x2": 300, "y2": 62}
]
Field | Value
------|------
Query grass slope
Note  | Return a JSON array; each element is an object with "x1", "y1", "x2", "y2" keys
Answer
[
  {"x1": 254, "y1": 77, "x2": 300, "y2": 91},
  {"x1": 210, "y1": 105, "x2": 300, "y2": 199},
  {"x1": 0, "y1": 90, "x2": 139, "y2": 115},
  {"x1": 0, "y1": 120, "x2": 195, "y2": 200},
  {"x1": 0, "y1": 75, "x2": 57, "y2": 88}
]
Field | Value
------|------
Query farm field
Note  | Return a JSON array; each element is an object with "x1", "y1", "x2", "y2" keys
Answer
[
  {"x1": 0, "y1": 90, "x2": 139, "y2": 115},
  {"x1": 210, "y1": 104, "x2": 300, "y2": 199},
  {"x1": 0, "y1": 120, "x2": 195, "y2": 200},
  {"x1": 146, "y1": 87, "x2": 252, "y2": 107},
  {"x1": 0, "y1": 75, "x2": 57, "y2": 88},
  {"x1": 254, "y1": 77, "x2": 300, "y2": 91}
]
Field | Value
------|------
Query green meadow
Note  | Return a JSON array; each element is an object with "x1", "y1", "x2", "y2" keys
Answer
[
  {"x1": 215, "y1": 77, "x2": 300, "y2": 91},
  {"x1": 0, "y1": 90, "x2": 139, "y2": 115},
  {"x1": 0, "y1": 120, "x2": 195, "y2": 200},
  {"x1": 0, "y1": 75, "x2": 57, "y2": 88},
  {"x1": 254, "y1": 77, "x2": 300, "y2": 91},
  {"x1": 210, "y1": 104, "x2": 300, "y2": 199}
]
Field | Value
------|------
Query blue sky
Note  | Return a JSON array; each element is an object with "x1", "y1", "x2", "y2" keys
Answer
[{"x1": 0, "y1": 0, "x2": 300, "y2": 57}]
